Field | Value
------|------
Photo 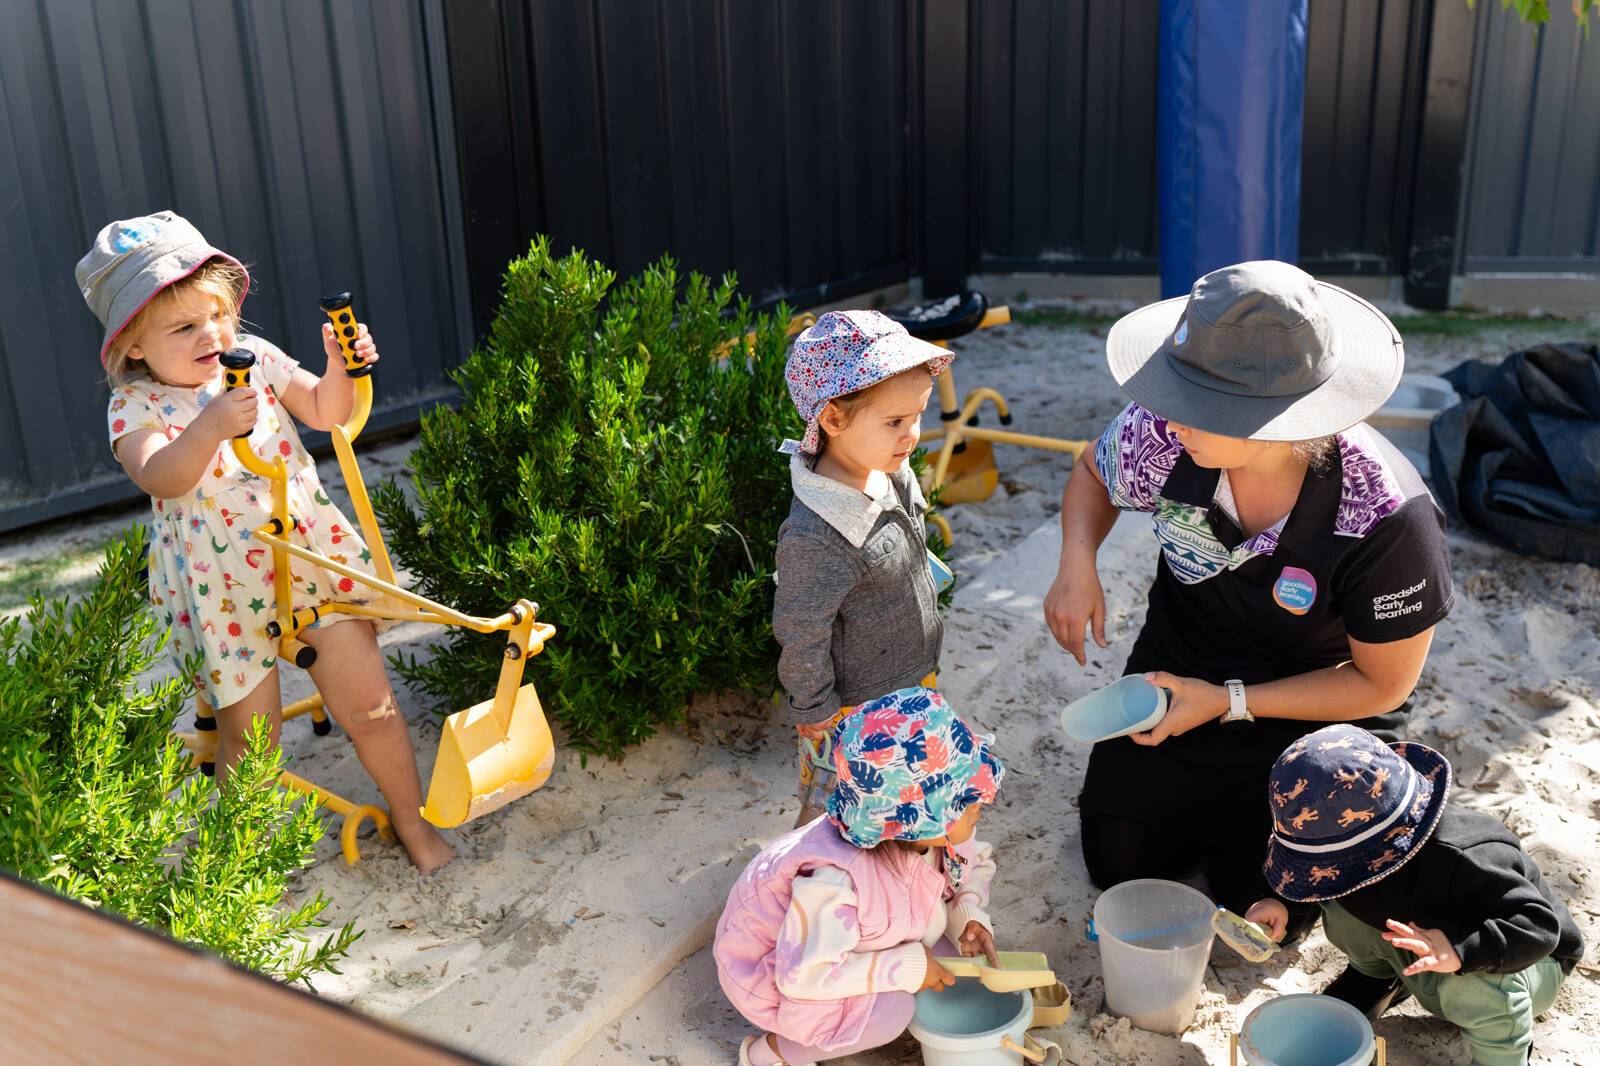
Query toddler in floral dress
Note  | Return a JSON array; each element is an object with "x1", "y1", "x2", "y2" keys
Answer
[{"x1": 80, "y1": 211, "x2": 452, "y2": 873}]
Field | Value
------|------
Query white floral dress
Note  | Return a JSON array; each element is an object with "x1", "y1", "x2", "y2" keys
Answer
[{"x1": 108, "y1": 335, "x2": 386, "y2": 709}]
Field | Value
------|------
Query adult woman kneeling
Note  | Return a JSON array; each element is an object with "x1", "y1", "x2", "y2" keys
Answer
[{"x1": 1045, "y1": 261, "x2": 1453, "y2": 935}]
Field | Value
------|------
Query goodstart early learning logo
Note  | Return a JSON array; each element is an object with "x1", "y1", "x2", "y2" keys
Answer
[{"x1": 1273, "y1": 566, "x2": 1317, "y2": 615}]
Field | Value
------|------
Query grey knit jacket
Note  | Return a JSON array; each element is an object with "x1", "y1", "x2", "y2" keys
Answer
[{"x1": 772, "y1": 455, "x2": 943, "y2": 725}]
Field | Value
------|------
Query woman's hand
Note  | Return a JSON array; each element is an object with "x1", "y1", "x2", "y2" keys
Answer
[
  {"x1": 958, "y1": 920, "x2": 999, "y2": 967},
  {"x1": 1244, "y1": 899, "x2": 1289, "y2": 943},
  {"x1": 1383, "y1": 919, "x2": 1461, "y2": 975},
  {"x1": 1129, "y1": 671, "x2": 1228, "y2": 746},
  {"x1": 920, "y1": 945, "x2": 956, "y2": 991},
  {"x1": 1044, "y1": 554, "x2": 1107, "y2": 666},
  {"x1": 321, "y1": 321, "x2": 380, "y2": 374}
]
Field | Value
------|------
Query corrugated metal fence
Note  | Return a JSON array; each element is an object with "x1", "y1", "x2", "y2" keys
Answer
[
  {"x1": 0, "y1": 0, "x2": 466, "y2": 530},
  {"x1": 1461, "y1": 5, "x2": 1600, "y2": 272},
  {"x1": 2, "y1": 0, "x2": 1595, "y2": 530},
  {"x1": 440, "y1": 0, "x2": 915, "y2": 340}
]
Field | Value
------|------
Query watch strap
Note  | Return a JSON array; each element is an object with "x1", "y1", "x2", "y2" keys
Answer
[{"x1": 1224, "y1": 679, "x2": 1249, "y2": 722}]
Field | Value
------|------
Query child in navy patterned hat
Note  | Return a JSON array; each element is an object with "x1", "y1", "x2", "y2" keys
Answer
[
  {"x1": 1245, "y1": 724, "x2": 1584, "y2": 1066},
  {"x1": 771, "y1": 310, "x2": 955, "y2": 826}
]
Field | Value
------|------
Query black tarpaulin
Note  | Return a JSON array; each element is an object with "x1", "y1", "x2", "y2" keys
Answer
[{"x1": 1429, "y1": 342, "x2": 1600, "y2": 565}]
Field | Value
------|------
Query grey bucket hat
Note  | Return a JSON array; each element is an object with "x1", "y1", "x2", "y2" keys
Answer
[
  {"x1": 1106, "y1": 261, "x2": 1404, "y2": 440},
  {"x1": 75, "y1": 211, "x2": 248, "y2": 367}
]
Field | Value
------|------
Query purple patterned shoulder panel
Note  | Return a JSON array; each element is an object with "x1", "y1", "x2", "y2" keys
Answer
[
  {"x1": 1334, "y1": 427, "x2": 1404, "y2": 537},
  {"x1": 1095, "y1": 403, "x2": 1183, "y2": 512}
]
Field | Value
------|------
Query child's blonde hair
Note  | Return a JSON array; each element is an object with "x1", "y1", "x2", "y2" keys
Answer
[
  {"x1": 818, "y1": 365, "x2": 934, "y2": 451},
  {"x1": 103, "y1": 257, "x2": 249, "y2": 385}
]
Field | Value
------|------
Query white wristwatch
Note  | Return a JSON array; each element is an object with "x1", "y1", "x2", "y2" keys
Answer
[{"x1": 1219, "y1": 679, "x2": 1253, "y2": 727}]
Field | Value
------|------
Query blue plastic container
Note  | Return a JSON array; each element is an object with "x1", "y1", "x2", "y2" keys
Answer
[
  {"x1": 908, "y1": 979, "x2": 1032, "y2": 1066},
  {"x1": 1059, "y1": 675, "x2": 1167, "y2": 744},
  {"x1": 1237, "y1": 994, "x2": 1376, "y2": 1066}
]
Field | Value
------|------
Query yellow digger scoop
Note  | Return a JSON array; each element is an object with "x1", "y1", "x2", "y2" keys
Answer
[{"x1": 421, "y1": 613, "x2": 557, "y2": 829}]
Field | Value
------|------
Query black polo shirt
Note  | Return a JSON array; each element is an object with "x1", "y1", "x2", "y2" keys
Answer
[{"x1": 1080, "y1": 404, "x2": 1454, "y2": 828}]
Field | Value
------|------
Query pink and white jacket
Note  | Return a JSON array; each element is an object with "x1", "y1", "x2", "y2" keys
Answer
[{"x1": 713, "y1": 817, "x2": 996, "y2": 1053}]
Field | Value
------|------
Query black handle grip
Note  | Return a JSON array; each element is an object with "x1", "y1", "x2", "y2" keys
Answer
[{"x1": 219, "y1": 348, "x2": 256, "y2": 439}]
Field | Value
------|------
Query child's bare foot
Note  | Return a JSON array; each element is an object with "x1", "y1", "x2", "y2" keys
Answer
[{"x1": 394, "y1": 818, "x2": 455, "y2": 875}]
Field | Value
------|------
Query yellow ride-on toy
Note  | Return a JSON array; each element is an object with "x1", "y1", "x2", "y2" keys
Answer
[
  {"x1": 179, "y1": 293, "x2": 556, "y2": 863},
  {"x1": 884, "y1": 293, "x2": 1091, "y2": 543}
]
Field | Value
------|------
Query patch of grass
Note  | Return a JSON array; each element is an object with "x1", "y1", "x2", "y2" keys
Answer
[
  {"x1": 0, "y1": 539, "x2": 123, "y2": 614},
  {"x1": 1393, "y1": 309, "x2": 1600, "y2": 340},
  {"x1": 1011, "y1": 306, "x2": 1123, "y2": 330}
]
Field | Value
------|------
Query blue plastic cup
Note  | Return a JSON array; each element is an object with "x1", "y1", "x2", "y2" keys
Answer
[{"x1": 1060, "y1": 675, "x2": 1167, "y2": 744}]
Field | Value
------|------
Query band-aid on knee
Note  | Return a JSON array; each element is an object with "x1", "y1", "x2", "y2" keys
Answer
[{"x1": 354, "y1": 696, "x2": 399, "y2": 723}]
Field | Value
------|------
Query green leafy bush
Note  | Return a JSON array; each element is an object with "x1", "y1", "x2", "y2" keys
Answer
[
  {"x1": 0, "y1": 528, "x2": 356, "y2": 987},
  {"x1": 373, "y1": 239, "x2": 801, "y2": 756}
]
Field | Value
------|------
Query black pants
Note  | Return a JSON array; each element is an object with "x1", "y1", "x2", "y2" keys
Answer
[{"x1": 1081, "y1": 813, "x2": 1320, "y2": 941}]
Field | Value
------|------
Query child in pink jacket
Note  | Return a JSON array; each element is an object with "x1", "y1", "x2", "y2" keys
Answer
[{"x1": 714, "y1": 687, "x2": 1006, "y2": 1065}]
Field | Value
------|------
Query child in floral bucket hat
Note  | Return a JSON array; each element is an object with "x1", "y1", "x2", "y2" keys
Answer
[
  {"x1": 714, "y1": 687, "x2": 1006, "y2": 1066},
  {"x1": 772, "y1": 311, "x2": 955, "y2": 829},
  {"x1": 1246, "y1": 725, "x2": 1583, "y2": 1066}
]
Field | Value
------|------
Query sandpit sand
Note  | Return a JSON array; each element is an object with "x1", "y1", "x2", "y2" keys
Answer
[
  {"x1": 5, "y1": 304, "x2": 1596, "y2": 1065},
  {"x1": 576, "y1": 308, "x2": 1600, "y2": 1065}
]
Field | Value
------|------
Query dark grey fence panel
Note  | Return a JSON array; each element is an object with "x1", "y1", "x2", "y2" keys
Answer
[
  {"x1": 1461, "y1": 8, "x2": 1600, "y2": 272},
  {"x1": 971, "y1": 0, "x2": 1161, "y2": 273},
  {"x1": 0, "y1": 0, "x2": 465, "y2": 532},
  {"x1": 443, "y1": 0, "x2": 913, "y2": 339},
  {"x1": 1299, "y1": 0, "x2": 1429, "y2": 274}
]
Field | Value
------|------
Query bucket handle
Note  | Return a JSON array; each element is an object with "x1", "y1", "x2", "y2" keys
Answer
[
  {"x1": 1001, "y1": 1034, "x2": 1061, "y2": 1064},
  {"x1": 1229, "y1": 1032, "x2": 1385, "y2": 1065}
]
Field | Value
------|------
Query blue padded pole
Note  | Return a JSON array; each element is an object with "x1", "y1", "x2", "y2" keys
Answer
[{"x1": 1158, "y1": 0, "x2": 1308, "y2": 299}]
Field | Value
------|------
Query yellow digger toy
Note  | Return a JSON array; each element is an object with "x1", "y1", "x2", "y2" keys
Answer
[
  {"x1": 180, "y1": 293, "x2": 555, "y2": 863},
  {"x1": 884, "y1": 292, "x2": 1091, "y2": 542}
]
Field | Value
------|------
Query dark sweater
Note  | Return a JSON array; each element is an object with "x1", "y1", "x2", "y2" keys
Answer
[
  {"x1": 1333, "y1": 806, "x2": 1585, "y2": 975},
  {"x1": 772, "y1": 457, "x2": 942, "y2": 725}
]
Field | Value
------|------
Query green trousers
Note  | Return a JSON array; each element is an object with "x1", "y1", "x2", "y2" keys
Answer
[{"x1": 1322, "y1": 900, "x2": 1566, "y2": 1066}]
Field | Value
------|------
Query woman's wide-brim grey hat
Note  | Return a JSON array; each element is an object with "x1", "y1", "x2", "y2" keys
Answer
[
  {"x1": 1106, "y1": 260, "x2": 1404, "y2": 441},
  {"x1": 75, "y1": 210, "x2": 248, "y2": 367}
]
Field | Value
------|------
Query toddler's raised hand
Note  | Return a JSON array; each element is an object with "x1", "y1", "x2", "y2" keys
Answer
[
  {"x1": 1244, "y1": 898, "x2": 1289, "y2": 943},
  {"x1": 1383, "y1": 919, "x2": 1460, "y2": 975},
  {"x1": 920, "y1": 945, "x2": 955, "y2": 992},
  {"x1": 958, "y1": 920, "x2": 999, "y2": 967},
  {"x1": 196, "y1": 385, "x2": 258, "y2": 441},
  {"x1": 322, "y1": 321, "x2": 380, "y2": 373},
  {"x1": 796, "y1": 719, "x2": 831, "y2": 741}
]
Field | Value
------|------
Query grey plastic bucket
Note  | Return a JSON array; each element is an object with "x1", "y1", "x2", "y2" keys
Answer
[
  {"x1": 1237, "y1": 994, "x2": 1377, "y2": 1066},
  {"x1": 907, "y1": 978, "x2": 1032, "y2": 1066}
]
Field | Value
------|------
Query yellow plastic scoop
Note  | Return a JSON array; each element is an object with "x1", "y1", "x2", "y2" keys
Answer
[
  {"x1": 1212, "y1": 908, "x2": 1278, "y2": 963},
  {"x1": 421, "y1": 609, "x2": 557, "y2": 828},
  {"x1": 934, "y1": 950, "x2": 1055, "y2": 993}
]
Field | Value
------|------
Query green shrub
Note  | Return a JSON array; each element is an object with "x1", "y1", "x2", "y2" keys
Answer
[
  {"x1": 0, "y1": 527, "x2": 356, "y2": 987},
  {"x1": 373, "y1": 239, "x2": 801, "y2": 756}
]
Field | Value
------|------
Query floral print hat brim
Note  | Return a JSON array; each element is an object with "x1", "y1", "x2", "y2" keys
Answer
[
  {"x1": 826, "y1": 686, "x2": 1004, "y2": 849},
  {"x1": 779, "y1": 310, "x2": 953, "y2": 456},
  {"x1": 1262, "y1": 723, "x2": 1451, "y2": 903}
]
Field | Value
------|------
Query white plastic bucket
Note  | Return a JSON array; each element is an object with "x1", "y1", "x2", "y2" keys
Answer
[
  {"x1": 1237, "y1": 994, "x2": 1377, "y2": 1066},
  {"x1": 1369, "y1": 372, "x2": 1460, "y2": 474},
  {"x1": 908, "y1": 978, "x2": 1033, "y2": 1066},
  {"x1": 1093, "y1": 879, "x2": 1215, "y2": 1034}
]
